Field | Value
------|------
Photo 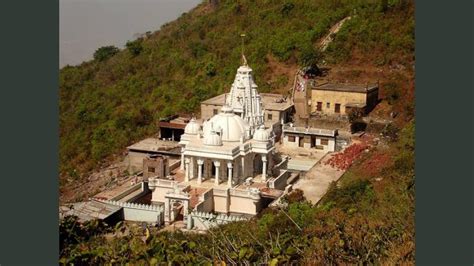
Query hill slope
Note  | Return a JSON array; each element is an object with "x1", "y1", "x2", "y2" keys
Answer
[{"x1": 59, "y1": 0, "x2": 414, "y2": 187}]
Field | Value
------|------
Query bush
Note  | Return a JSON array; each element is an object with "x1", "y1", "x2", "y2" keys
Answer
[
  {"x1": 126, "y1": 39, "x2": 143, "y2": 56},
  {"x1": 298, "y1": 44, "x2": 320, "y2": 67},
  {"x1": 284, "y1": 189, "x2": 306, "y2": 204},
  {"x1": 93, "y1": 46, "x2": 119, "y2": 62}
]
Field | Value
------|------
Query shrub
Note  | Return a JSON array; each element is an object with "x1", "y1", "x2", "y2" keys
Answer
[
  {"x1": 93, "y1": 46, "x2": 119, "y2": 62},
  {"x1": 126, "y1": 39, "x2": 143, "y2": 56}
]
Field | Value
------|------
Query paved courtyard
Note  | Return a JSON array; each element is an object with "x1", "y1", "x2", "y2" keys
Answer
[{"x1": 292, "y1": 153, "x2": 345, "y2": 204}]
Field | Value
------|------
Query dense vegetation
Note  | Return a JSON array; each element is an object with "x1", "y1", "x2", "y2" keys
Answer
[
  {"x1": 60, "y1": 120, "x2": 415, "y2": 264},
  {"x1": 59, "y1": 0, "x2": 414, "y2": 186}
]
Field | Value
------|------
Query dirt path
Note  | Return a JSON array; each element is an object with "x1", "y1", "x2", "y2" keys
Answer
[{"x1": 319, "y1": 16, "x2": 352, "y2": 51}]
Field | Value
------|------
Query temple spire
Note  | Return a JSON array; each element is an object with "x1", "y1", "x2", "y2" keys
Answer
[{"x1": 240, "y1": 33, "x2": 247, "y2": 66}]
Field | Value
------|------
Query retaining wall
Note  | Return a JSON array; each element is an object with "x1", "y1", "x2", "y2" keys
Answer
[
  {"x1": 188, "y1": 211, "x2": 248, "y2": 230},
  {"x1": 94, "y1": 199, "x2": 164, "y2": 224}
]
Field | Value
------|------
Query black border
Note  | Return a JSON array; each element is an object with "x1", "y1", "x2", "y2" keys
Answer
[
  {"x1": 0, "y1": 0, "x2": 472, "y2": 264},
  {"x1": 0, "y1": 0, "x2": 59, "y2": 264},
  {"x1": 415, "y1": 0, "x2": 473, "y2": 264}
]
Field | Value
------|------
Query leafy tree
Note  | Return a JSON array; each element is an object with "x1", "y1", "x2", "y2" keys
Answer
[
  {"x1": 298, "y1": 44, "x2": 320, "y2": 67},
  {"x1": 93, "y1": 46, "x2": 119, "y2": 62},
  {"x1": 126, "y1": 39, "x2": 144, "y2": 56}
]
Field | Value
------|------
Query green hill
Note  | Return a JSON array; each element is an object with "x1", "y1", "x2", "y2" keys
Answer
[{"x1": 59, "y1": 0, "x2": 414, "y2": 185}]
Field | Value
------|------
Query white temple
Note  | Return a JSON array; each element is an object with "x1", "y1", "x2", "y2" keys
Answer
[
  {"x1": 147, "y1": 60, "x2": 290, "y2": 225},
  {"x1": 179, "y1": 59, "x2": 275, "y2": 186}
]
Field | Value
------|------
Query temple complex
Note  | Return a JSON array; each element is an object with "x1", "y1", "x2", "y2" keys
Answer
[
  {"x1": 65, "y1": 52, "x2": 380, "y2": 231},
  {"x1": 147, "y1": 59, "x2": 292, "y2": 227}
]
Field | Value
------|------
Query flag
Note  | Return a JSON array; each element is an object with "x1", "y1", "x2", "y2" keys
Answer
[{"x1": 295, "y1": 76, "x2": 306, "y2": 92}]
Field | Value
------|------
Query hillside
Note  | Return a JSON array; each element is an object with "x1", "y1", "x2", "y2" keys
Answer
[{"x1": 59, "y1": 0, "x2": 414, "y2": 190}]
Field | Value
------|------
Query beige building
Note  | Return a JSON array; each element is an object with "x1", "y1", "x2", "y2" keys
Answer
[
  {"x1": 126, "y1": 138, "x2": 181, "y2": 173},
  {"x1": 201, "y1": 93, "x2": 293, "y2": 132},
  {"x1": 311, "y1": 82, "x2": 379, "y2": 116}
]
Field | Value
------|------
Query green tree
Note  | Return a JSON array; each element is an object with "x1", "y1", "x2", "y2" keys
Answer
[
  {"x1": 299, "y1": 45, "x2": 320, "y2": 67},
  {"x1": 93, "y1": 46, "x2": 119, "y2": 62},
  {"x1": 126, "y1": 39, "x2": 144, "y2": 56}
]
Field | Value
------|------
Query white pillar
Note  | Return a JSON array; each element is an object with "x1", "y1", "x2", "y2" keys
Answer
[
  {"x1": 197, "y1": 159, "x2": 204, "y2": 184},
  {"x1": 214, "y1": 161, "x2": 220, "y2": 185},
  {"x1": 164, "y1": 198, "x2": 170, "y2": 223},
  {"x1": 241, "y1": 156, "x2": 246, "y2": 178},
  {"x1": 180, "y1": 147, "x2": 186, "y2": 170},
  {"x1": 262, "y1": 155, "x2": 267, "y2": 181},
  {"x1": 227, "y1": 161, "x2": 233, "y2": 188},
  {"x1": 184, "y1": 158, "x2": 190, "y2": 182}
]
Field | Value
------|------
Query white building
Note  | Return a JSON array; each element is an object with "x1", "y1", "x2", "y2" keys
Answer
[{"x1": 282, "y1": 123, "x2": 338, "y2": 152}]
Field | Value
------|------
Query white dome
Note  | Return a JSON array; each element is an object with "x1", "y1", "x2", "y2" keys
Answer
[
  {"x1": 203, "y1": 106, "x2": 249, "y2": 142},
  {"x1": 253, "y1": 125, "x2": 270, "y2": 142},
  {"x1": 184, "y1": 118, "x2": 200, "y2": 135},
  {"x1": 203, "y1": 130, "x2": 222, "y2": 146}
]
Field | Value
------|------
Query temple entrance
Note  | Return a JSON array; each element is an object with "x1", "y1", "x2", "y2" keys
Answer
[
  {"x1": 253, "y1": 154, "x2": 263, "y2": 175},
  {"x1": 311, "y1": 136, "x2": 316, "y2": 148},
  {"x1": 164, "y1": 190, "x2": 190, "y2": 226},
  {"x1": 211, "y1": 163, "x2": 216, "y2": 177},
  {"x1": 299, "y1": 136, "x2": 305, "y2": 147}
]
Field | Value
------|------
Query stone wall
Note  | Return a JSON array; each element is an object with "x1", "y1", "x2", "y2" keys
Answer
[
  {"x1": 94, "y1": 199, "x2": 164, "y2": 224},
  {"x1": 187, "y1": 211, "x2": 248, "y2": 230},
  {"x1": 148, "y1": 179, "x2": 178, "y2": 204},
  {"x1": 194, "y1": 189, "x2": 214, "y2": 213},
  {"x1": 228, "y1": 189, "x2": 261, "y2": 215},
  {"x1": 127, "y1": 151, "x2": 148, "y2": 173},
  {"x1": 268, "y1": 170, "x2": 290, "y2": 190},
  {"x1": 143, "y1": 155, "x2": 169, "y2": 180}
]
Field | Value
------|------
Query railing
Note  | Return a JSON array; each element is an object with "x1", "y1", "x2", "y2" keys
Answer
[
  {"x1": 283, "y1": 124, "x2": 336, "y2": 136},
  {"x1": 229, "y1": 188, "x2": 260, "y2": 199},
  {"x1": 148, "y1": 178, "x2": 177, "y2": 189},
  {"x1": 93, "y1": 198, "x2": 164, "y2": 212},
  {"x1": 213, "y1": 188, "x2": 228, "y2": 196}
]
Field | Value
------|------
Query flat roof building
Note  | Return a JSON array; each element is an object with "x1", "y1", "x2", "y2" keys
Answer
[
  {"x1": 282, "y1": 123, "x2": 338, "y2": 152},
  {"x1": 158, "y1": 116, "x2": 190, "y2": 141},
  {"x1": 201, "y1": 93, "x2": 293, "y2": 128},
  {"x1": 311, "y1": 82, "x2": 379, "y2": 116},
  {"x1": 126, "y1": 138, "x2": 181, "y2": 173}
]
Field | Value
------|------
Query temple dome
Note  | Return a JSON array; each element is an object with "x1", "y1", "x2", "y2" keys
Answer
[
  {"x1": 203, "y1": 130, "x2": 222, "y2": 146},
  {"x1": 203, "y1": 105, "x2": 249, "y2": 142},
  {"x1": 184, "y1": 118, "x2": 200, "y2": 135},
  {"x1": 253, "y1": 125, "x2": 270, "y2": 142}
]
